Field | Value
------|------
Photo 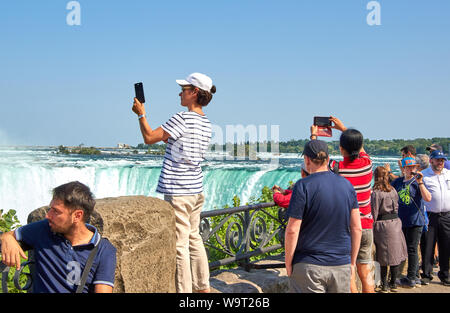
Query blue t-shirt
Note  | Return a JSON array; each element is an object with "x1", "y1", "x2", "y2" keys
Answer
[
  {"x1": 15, "y1": 220, "x2": 116, "y2": 293},
  {"x1": 391, "y1": 177, "x2": 426, "y2": 228},
  {"x1": 287, "y1": 171, "x2": 359, "y2": 266}
]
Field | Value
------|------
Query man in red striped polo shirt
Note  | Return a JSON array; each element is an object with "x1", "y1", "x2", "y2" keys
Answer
[{"x1": 311, "y1": 116, "x2": 374, "y2": 293}]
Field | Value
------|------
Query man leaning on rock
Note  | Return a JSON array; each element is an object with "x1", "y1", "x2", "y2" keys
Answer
[{"x1": 0, "y1": 181, "x2": 117, "y2": 293}]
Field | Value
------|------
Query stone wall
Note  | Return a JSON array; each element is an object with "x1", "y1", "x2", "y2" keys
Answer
[{"x1": 28, "y1": 196, "x2": 177, "y2": 293}]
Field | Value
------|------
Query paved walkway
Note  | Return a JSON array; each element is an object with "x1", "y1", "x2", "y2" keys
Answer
[
  {"x1": 210, "y1": 260, "x2": 450, "y2": 293},
  {"x1": 387, "y1": 261, "x2": 449, "y2": 293},
  {"x1": 394, "y1": 279, "x2": 449, "y2": 293}
]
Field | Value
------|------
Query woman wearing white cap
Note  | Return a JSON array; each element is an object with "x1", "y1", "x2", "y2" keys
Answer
[{"x1": 132, "y1": 73, "x2": 216, "y2": 293}]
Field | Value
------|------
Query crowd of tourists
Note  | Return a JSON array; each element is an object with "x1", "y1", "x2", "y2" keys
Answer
[
  {"x1": 1, "y1": 72, "x2": 449, "y2": 294},
  {"x1": 274, "y1": 119, "x2": 450, "y2": 293}
]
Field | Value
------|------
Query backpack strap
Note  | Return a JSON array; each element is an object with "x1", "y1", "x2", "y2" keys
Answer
[{"x1": 76, "y1": 237, "x2": 101, "y2": 293}]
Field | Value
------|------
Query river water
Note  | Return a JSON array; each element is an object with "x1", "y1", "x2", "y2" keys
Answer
[{"x1": 0, "y1": 146, "x2": 401, "y2": 224}]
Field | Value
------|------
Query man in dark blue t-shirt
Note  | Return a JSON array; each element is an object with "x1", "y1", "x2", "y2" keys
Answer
[
  {"x1": 285, "y1": 140, "x2": 362, "y2": 293},
  {"x1": 1, "y1": 181, "x2": 116, "y2": 293}
]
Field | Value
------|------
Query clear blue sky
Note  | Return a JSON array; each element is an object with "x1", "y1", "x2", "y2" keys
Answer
[{"x1": 0, "y1": 0, "x2": 449, "y2": 147}]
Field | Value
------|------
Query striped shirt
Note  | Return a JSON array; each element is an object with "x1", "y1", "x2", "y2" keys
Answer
[
  {"x1": 156, "y1": 111, "x2": 212, "y2": 195},
  {"x1": 329, "y1": 152, "x2": 373, "y2": 229}
]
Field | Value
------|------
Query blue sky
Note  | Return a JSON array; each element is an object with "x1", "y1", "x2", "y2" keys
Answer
[{"x1": 0, "y1": 0, "x2": 449, "y2": 147}]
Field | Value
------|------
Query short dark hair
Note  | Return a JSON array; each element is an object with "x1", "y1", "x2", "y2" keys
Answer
[
  {"x1": 401, "y1": 145, "x2": 416, "y2": 156},
  {"x1": 52, "y1": 181, "x2": 95, "y2": 222},
  {"x1": 340, "y1": 128, "x2": 363, "y2": 161}
]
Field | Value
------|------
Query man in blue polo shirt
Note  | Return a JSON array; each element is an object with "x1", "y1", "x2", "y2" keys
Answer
[
  {"x1": 1, "y1": 181, "x2": 116, "y2": 293},
  {"x1": 285, "y1": 140, "x2": 362, "y2": 293},
  {"x1": 421, "y1": 150, "x2": 450, "y2": 286}
]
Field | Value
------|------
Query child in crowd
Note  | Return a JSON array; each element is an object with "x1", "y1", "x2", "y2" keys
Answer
[
  {"x1": 371, "y1": 166, "x2": 407, "y2": 292},
  {"x1": 272, "y1": 163, "x2": 309, "y2": 208},
  {"x1": 391, "y1": 157, "x2": 431, "y2": 288}
]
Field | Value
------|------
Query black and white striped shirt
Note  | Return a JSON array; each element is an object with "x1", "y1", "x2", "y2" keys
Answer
[{"x1": 156, "y1": 111, "x2": 212, "y2": 195}]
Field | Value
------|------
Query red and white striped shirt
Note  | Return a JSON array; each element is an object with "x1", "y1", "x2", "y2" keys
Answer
[{"x1": 329, "y1": 152, "x2": 373, "y2": 229}]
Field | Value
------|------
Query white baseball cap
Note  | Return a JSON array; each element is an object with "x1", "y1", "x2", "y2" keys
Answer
[{"x1": 176, "y1": 72, "x2": 213, "y2": 92}]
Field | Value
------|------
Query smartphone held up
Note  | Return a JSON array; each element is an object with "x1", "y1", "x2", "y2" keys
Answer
[
  {"x1": 134, "y1": 82, "x2": 146, "y2": 104},
  {"x1": 313, "y1": 116, "x2": 332, "y2": 137}
]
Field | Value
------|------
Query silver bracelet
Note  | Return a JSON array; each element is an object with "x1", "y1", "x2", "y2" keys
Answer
[{"x1": 138, "y1": 114, "x2": 146, "y2": 120}]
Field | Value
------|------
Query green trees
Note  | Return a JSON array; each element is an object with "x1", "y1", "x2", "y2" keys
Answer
[
  {"x1": 363, "y1": 138, "x2": 449, "y2": 155},
  {"x1": 207, "y1": 137, "x2": 449, "y2": 157},
  {"x1": 57, "y1": 145, "x2": 101, "y2": 155}
]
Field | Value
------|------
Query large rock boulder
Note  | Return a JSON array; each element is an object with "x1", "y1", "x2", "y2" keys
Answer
[{"x1": 28, "y1": 196, "x2": 176, "y2": 293}]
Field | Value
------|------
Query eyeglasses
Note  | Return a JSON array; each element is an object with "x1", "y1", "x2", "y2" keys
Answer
[{"x1": 181, "y1": 86, "x2": 198, "y2": 92}]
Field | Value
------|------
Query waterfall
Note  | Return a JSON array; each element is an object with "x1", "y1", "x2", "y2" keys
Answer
[{"x1": 0, "y1": 147, "x2": 399, "y2": 224}]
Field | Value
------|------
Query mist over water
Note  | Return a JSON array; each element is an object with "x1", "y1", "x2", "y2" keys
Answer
[
  {"x1": 0, "y1": 129, "x2": 12, "y2": 146},
  {"x1": 0, "y1": 147, "x2": 401, "y2": 224}
]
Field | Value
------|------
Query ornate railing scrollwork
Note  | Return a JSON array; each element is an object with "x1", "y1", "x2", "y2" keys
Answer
[
  {"x1": 0, "y1": 235, "x2": 34, "y2": 293},
  {"x1": 13, "y1": 261, "x2": 33, "y2": 291},
  {"x1": 0, "y1": 260, "x2": 34, "y2": 293},
  {"x1": 225, "y1": 214, "x2": 244, "y2": 253},
  {"x1": 200, "y1": 202, "x2": 287, "y2": 270}
]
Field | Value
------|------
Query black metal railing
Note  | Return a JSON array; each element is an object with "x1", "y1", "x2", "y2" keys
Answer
[
  {"x1": 0, "y1": 232, "x2": 34, "y2": 293},
  {"x1": 200, "y1": 202, "x2": 287, "y2": 270}
]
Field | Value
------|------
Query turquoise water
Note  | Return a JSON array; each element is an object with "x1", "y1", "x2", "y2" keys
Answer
[{"x1": 0, "y1": 146, "x2": 401, "y2": 224}]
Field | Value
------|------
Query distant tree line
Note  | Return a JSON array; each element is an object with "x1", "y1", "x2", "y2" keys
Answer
[
  {"x1": 134, "y1": 137, "x2": 449, "y2": 157},
  {"x1": 361, "y1": 137, "x2": 449, "y2": 156},
  {"x1": 134, "y1": 143, "x2": 166, "y2": 155},
  {"x1": 57, "y1": 145, "x2": 101, "y2": 155},
  {"x1": 277, "y1": 137, "x2": 449, "y2": 156}
]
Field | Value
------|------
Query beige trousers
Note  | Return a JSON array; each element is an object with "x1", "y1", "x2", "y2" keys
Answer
[{"x1": 164, "y1": 193, "x2": 210, "y2": 293}]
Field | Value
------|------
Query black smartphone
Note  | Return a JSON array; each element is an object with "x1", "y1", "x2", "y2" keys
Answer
[
  {"x1": 134, "y1": 82, "x2": 145, "y2": 104},
  {"x1": 313, "y1": 116, "x2": 332, "y2": 127}
]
